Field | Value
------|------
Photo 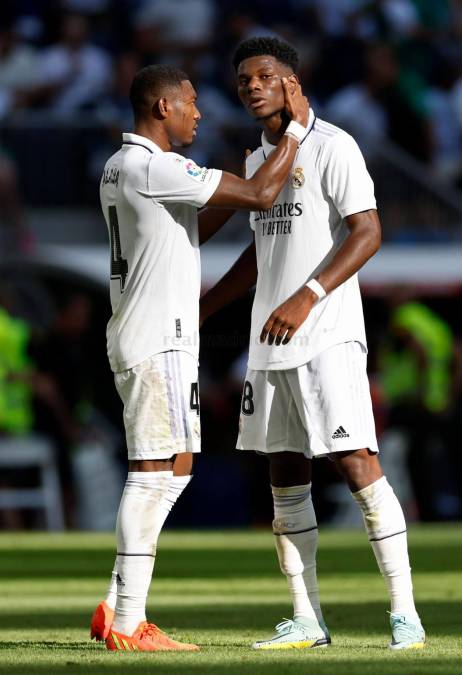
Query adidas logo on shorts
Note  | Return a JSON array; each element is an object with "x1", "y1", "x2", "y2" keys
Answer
[{"x1": 332, "y1": 425, "x2": 350, "y2": 439}]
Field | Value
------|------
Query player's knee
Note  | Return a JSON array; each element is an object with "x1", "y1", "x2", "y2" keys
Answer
[
  {"x1": 269, "y1": 452, "x2": 311, "y2": 487},
  {"x1": 335, "y1": 448, "x2": 381, "y2": 491}
]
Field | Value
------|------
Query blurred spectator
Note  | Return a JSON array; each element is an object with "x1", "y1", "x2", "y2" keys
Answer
[
  {"x1": 30, "y1": 291, "x2": 93, "y2": 440},
  {"x1": 28, "y1": 291, "x2": 100, "y2": 524},
  {"x1": 23, "y1": 13, "x2": 112, "y2": 113},
  {"x1": 378, "y1": 290, "x2": 461, "y2": 520},
  {"x1": 324, "y1": 42, "x2": 391, "y2": 150},
  {"x1": 425, "y1": 55, "x2": 462, "y2": 182},
  {"x1": 0, "y1": 21, "x2": 40, "y2": 118},
  {"x1": 96, "y1": 52, "x2": 138, "y2": 133},
  {"x1": 132, "y1": 0, "x2": 216, "y2": 61},
  {"x1": 0, "y1": 285, "x2": 69, "y2": 527},
  {"x1": 0, "y1": 297, "x2": 33, "y2": 435},
  {"x1": 90, "y1": 52, "x2": 139, "y2": 178},
  {"x1": 0, "y1": 148, "x2": 30, "y2": 253},
  {"x1": 325, "y1": 42, "x2": 432, "y2": 161}
]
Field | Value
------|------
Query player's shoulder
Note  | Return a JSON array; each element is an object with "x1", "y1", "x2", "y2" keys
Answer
[
  {"x1": 151, "y1": 151, "x2": 211, "y2": 185},
  {"x1": 311, "y1": 116, "x2": 354, "y2": 148},
  {"x1": 310, "y1": 116, "x2": 362, "y2": 165},
  {"x1": 122, "y1": 139, "x2": 165, "y2": 186}
]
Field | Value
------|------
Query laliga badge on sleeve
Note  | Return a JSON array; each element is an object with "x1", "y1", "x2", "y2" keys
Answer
[{"x1": 292, "y1": 167, "x2": 305, "y2": 189}]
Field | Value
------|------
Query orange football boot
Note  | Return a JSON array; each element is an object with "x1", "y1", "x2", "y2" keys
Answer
[
  {"x1": 106, "y1": 621, "x2": 200, "y2": 652},
  {"x1": 90, "y1": 601, "x2": 114, "y2": 641}
]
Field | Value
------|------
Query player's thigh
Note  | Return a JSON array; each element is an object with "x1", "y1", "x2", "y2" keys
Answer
[
  {"x1": 114, "y1": 350, "x2": 200, "y2": 460},
  {"x1": 236, "y1": 368, "x2": 309, "y2": 455},
  {"x1": 287, "y1": 341, "x2": 379, "y2": 458}
]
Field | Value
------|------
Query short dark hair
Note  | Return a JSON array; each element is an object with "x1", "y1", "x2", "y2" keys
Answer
[
  {"x1": 129, "y1": 65, "x2": 189, "y2": 120},
  {"x1": 233, "y1": 37, "x2": 299, "y2": 72}
]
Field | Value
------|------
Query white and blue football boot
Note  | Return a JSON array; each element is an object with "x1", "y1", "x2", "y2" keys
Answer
[{"x1": 252, "y1": 617, "x2": 331, "y2": 650}]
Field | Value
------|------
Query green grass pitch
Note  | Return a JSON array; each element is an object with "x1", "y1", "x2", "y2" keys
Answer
[{"x1": 0, "y1": 526, "x2": 461, "y2": 675}]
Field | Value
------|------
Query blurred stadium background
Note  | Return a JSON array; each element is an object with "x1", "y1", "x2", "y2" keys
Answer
[{"x1": 0, "y1": 0, "x2": 462, "y2": 533}]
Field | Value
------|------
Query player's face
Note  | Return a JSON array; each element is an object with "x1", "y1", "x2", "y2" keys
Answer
[
  {"x1": 237, "y1": 55, "x2": 293, "y2": 120},
  {"x1": 167, "y1": 80, "x2": 201, "y2": 147}
]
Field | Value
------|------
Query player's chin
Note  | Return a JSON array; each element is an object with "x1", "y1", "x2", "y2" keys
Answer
[
  {"x1": 179, "y1": 136, "x2": 195, "y2": 148},
  {"x1": 251, "y1": 105, "x2": 281, "y2": 121}
]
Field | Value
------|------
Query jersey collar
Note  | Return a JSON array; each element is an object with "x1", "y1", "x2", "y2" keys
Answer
[
  {"x1": 122, "y1": 132, "x2": 162, "y2": 154},
  {"x1": 261, "y1": 108, "x2": 316, "y2": 158}
]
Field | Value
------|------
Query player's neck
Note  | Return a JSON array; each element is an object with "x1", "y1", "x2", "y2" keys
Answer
[
  {"x1": 261, "y1": 112, "x2": 289, "y2": 146},
  {"x1": 134, "y1": 120, "x2": 171, "y2": 152}
]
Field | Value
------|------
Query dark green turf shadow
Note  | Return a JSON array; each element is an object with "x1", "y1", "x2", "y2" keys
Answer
[
  {"x1": 0, "y1": 601, "x2": 459, "y2": 636},
  {"x1": 0, "y1": 542, "x2": 461, "y2": 579},
  {"x1": 0, "y1": 657, "x2": 461, "y2": 675}
]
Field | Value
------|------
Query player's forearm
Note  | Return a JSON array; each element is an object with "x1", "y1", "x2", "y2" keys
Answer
[
  {"x1": 316, "y1": 209, "x2": 381, "y2": 294},
  {"x1": 246, "y1": 134, "x2": 300, "y2": 209},
  {"x1": 198, "y1": 207, "x2": 236, "y2": 245},
  {"x1": 206, "y1": 134, "x2": 300, "y2": 210},
  {"x1": 200, "y1": 242, "x2": 257, "y2": 322}
]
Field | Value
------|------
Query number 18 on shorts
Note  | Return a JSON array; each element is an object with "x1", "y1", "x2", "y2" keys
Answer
[{"x1": 236, "y1": 342, "x2": 379, "y2": 459}]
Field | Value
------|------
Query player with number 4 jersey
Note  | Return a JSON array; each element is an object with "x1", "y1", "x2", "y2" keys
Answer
[{"x1": 94, "y1": 63, "x2": 309, "y2": 652}]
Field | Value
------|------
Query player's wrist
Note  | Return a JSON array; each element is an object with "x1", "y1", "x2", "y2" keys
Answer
[
  {"x1": 284, "y1": 121, "x2": 306, "y2": 143},
  {"x1": 298, "y1": 284, "x2": 317, "y2": 307},
  {"x1": 305, "y1": 278, "x2": 326, "y2": 302}
]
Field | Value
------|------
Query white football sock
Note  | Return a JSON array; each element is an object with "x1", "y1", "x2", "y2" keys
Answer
[
  {"x1": 105, "y1": 562, "x2": 118, "y2": 611},
  {"x1": 112, "y1": 471, "x2": 172, "y2": 635},
  {"x1": 352, "y1": 475, "x2": 418, "y2": 617},
  {"x1": 272, "y1": 483, "x2": 323, "y2": 624},
  {"x1": 105, "y1": 474, "x2": 192, "y2": 612}
]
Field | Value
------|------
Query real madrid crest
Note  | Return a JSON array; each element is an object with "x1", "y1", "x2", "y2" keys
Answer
[{"x1": 292, "y1": 167, "x2": 305, "y2": 189}]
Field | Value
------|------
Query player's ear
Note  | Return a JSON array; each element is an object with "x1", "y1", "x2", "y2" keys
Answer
[{"x1": 155, "y1": 96, "x2": 169, "y2": 119}]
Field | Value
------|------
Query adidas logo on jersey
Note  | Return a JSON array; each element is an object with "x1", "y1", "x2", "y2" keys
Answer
[{"x1": 332, "y1": 426, "x2": 350, "y2": 439}]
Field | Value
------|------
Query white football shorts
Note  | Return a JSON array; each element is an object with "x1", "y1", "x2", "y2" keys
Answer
[
  {"x1": 114, "y1": 350, "x2": 201, "y2": 460},
  {"x1": 236, "y1": 341, "x2": 379, "y2": 458}
]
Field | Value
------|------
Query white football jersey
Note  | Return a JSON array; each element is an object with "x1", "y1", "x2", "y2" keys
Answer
[
  {"x1": 246, "y1": 109, "x2": 376, "y2": 371},
  {"x1": 100, "y1": 132, "x2": 221, "y2": 372}
]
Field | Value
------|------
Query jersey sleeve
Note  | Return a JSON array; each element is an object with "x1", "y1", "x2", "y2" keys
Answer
[
  {"x1": 145, "y1": 153, "x2": 222, "y2": 208},
  {"x1": 321, "y1": 132, "x2": 376, "y2": 218},
  {"x1": 245, "y1": 149, "x2": 263, "y2": 232}
]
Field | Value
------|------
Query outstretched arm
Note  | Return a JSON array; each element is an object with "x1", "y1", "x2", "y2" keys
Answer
[
  {"x1": 200, "y1": 240, "x2": 257, "y2": 324},
  {"x1": 198, "y1": 150, "x2": 252, "y2": 245},
  {"x1": 260, "y1": 209, "x2": 381, "y2": 345},
  {"x1": 205, "y1": 78, "x2": 309, "y2": 210}
]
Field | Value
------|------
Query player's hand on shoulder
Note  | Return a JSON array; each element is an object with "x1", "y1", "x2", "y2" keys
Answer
[
  {"x1": 282, "y1": 77, "x2": 309, "y2": 127},
  {"x1": 260, "y1": 286, "x2": 316, "y2": 346}
]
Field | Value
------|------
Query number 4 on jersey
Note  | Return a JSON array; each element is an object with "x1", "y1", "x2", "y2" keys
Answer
[
  {"x1": 109, "y1": 205, "x2": 128, "y2": 292},
  {"x1": 190, "y1": 382, "x2": 200, "y2": 415}
]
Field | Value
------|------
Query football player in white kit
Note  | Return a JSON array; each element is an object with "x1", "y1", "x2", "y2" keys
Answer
[
  {"x1": 92, "y1": 64, "x2": 309, "y2": 652},
  {"x1": 200, "y1": 38, "x2": 425, "y2": 651}
]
